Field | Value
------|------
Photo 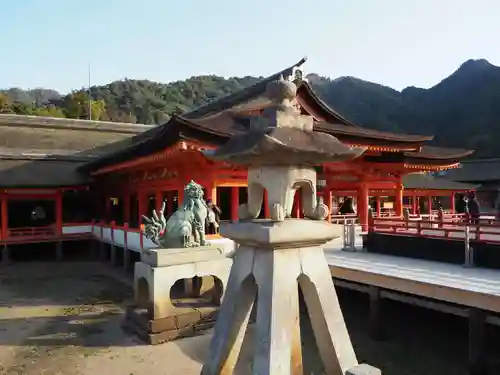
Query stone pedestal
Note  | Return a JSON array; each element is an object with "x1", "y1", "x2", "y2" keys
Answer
[
  {"x1": 123, "y1": 245, "x2": 232, "y2": 345},
  {"x1": 202, "y1": 220, "x2": 378, "y2": 375}
]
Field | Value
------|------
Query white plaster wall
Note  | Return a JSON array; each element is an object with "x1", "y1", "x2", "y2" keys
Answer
[
  {"x1": 62, "y1": 225, "x2": 92, "y2": 235},
  {"x1": 101, "y1": 228, "x2": 112, "y2": 244},
  {"x1": 113, "y1": 229, "x2": 125, "y2": 248}
]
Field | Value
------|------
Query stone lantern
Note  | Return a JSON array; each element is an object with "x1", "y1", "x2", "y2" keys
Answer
[{"x1": 201, "y1": 76, "x2": 380, "y2": 375}]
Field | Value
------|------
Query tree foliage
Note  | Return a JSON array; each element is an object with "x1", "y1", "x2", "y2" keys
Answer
[{"x1": 2, "y1": 59, "x2": 500, "y2": 157}]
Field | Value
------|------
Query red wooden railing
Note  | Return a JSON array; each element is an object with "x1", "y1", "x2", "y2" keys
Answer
[
  {"x1": 368, "y1": 215, "x2": 500, "y2": 245},
  {"x1": 8, "y1": 226, "x2": 55, "y2": 238}
]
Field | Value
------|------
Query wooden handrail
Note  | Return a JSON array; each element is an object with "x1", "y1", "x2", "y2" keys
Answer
[{"x1": 369, "y1": 216, "x2": 500, "y2": 244}]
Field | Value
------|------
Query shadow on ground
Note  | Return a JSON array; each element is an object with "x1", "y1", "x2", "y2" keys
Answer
[
  {"x1": 177, "y1": 288, "x2": 500, "y2": 375},
  {"x1": 2, "y1": 262, "x2": 500, "y2": 375}
]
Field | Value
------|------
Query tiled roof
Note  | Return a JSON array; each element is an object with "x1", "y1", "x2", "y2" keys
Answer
[
  {"x1": 406, "y1": 146, "x2": 474, "y2": 160},
  {"x1": 442, "y1": 158, "x2": 500, "y2": 182},
  {"x1": 0, "y1": 115, "x2": 152, "y2": 187},
  {"x1": 0, "y1": 159, "x2": 88, "y2": 187},
  {"x1": 403, "y1": 173, "x2": 477, "y2": 191}
]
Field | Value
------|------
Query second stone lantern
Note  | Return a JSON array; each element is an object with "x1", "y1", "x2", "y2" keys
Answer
[{"x1": 201, "y1": 75, "x2": 380, "y2": 375}]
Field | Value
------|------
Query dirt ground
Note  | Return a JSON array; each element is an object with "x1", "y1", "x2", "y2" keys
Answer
[{"x1": 0, "y1": 261, "x2": 483, "y2": 375}]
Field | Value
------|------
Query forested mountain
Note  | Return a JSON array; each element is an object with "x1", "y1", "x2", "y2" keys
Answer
[{"x1": 2, "y1": 59, "x2": 500, "y2": 157}]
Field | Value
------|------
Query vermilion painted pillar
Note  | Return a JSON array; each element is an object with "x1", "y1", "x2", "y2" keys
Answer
[
  {"x1": 450, "y1": 192, "x2": 456, "y2": 213},
  {"x1": 138, "y1": 191, "x2": 146, "y2": 225},
  {"x1": 205, "y1": 184, "x2": 217, "y2": 205},
  {"x1": 263, "y1": 190, "x2": 270, "y2": 218},
  {"x1": 1, "y1": 194, "x2": 8, "y2": 239},
  {"x1": 412, "y1": 196, "x2": 418, "y2": 215},
  {"x1": 358, "y1": 183, "x2": 369, "y2": 230},
  {"x1": 230, "y1": 187, "x2": 239, "y2": 222},
  {"x1": 178, "y1": 188, "x2": 184, "y2": 207},
  {"x1": 293, "y1": 189, "x2": 301, "y2": 218},
  {"x1": 55, "y1": 191, "x2": 63, "y2": 235},
  {"x1": 323, "y1": 187, "x2": 333, "y2": 220},
  {"x1": 375, "y1": 196, "x2": 381, "y2": 216},
  {"x1": 428, "y1": 196, "x2": 433, "y2": 215},
  {"x1": 395, "y1": 183, "x2": 404, "y2": 217}
]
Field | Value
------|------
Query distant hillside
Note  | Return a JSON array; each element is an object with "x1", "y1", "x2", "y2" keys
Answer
[{"x1": 2, "y1": 59, "x2": 500, "y2": 157}]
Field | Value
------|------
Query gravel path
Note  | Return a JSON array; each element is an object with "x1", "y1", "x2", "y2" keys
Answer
[{"x1": 0, "y1": 261, "x2": 482, "y2": 375}]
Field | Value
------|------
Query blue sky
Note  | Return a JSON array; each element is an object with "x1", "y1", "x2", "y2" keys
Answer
[{"x1": 1, "y1": 0, "x2": 499, "y2": 93}]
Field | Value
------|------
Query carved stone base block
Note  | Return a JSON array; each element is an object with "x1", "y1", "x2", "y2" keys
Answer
[
  {"x1": 125, "y1": 246, "x2": 233, "y2": 344},
  {"x1": 134, "y1": 245, "x2": 232, "y2": 320},
  {"x1": 202, "y1": 219, "x2": 378, "y2": 375},
  {"x1": 123, "y1": 305, "x2": 219, "y2": 345}
]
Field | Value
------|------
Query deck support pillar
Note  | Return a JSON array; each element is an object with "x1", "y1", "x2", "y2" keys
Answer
[
  {"x1": 55, "y1": 241, "x2": 63, "y2": 261},
  {"x1": 1, "y1": 245, "x2": 9, "y2": 265},
  {"x1": 91, "y1": 239, "x2": 99, "y2": 260},
  {"x1": 368, "y1": 286, "x2": 384, "y2": 340},
  {"x1": 468, "y1": 308, "x2": 487, "y2": 375},
  {"x1": 110, "y1": 243, "x2": 117, "y2": 266},
  {"x1": 99, "y1": 240, "x2": 106, "y2": 261},
  {"x1": 123, "y1": 247, "x2": 131, "y2": 271}
]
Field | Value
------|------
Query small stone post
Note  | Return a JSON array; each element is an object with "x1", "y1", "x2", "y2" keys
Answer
[
  {"x1": 1, "y1": 244, "x2": 9, "y2": 265},
  {"x1": 55, "y1": 241, "x2": 63, "y2": 261},
  {"x1": 464, "y1": 225, "x2": 474, "y2": 267},
  {"x1": 202, "y1": 75, "x2": 379, "y2": 374}
]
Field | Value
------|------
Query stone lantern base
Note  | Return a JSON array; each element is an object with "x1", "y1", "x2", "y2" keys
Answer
[
  {"x1": 202, "y1": 219, "x2": 380, "y2": 375},
  {"x1": 123, "y1": 246, "x2": 232, "y2": 345}
]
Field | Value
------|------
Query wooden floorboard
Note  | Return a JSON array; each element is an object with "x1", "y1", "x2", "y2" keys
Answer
[{"x1": 325, "y1": 248, "x2": 500, "y2": 312}]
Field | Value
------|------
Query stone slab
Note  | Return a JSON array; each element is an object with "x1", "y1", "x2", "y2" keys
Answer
[
  {"x1": 140, "y1": 245, "x2": 225, "y2": 267},
  {"x1": 221, "y1": 219, "x2": 342, "y2": 248},
  {"x1": 346, "y1": 364, "x2": 382, "y2": 375},
  {"x1": 123, "y1": 305, "x2": 219, "y2": 345},
  {"x1": 126, "y1": 305, "x2": 219, "y2": 333}
]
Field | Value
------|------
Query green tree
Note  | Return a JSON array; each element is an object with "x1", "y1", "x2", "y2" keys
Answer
[
  {"x1": 62, "y1": 91, "x2": 88, "y2": 119},
  {"x1": 0, "y1": 93, "x2": 13, "y2": 113},
  {"x1": 33, "y1": 105, "x2": 65, "y2": 118},
  {"x1": 90, "y1": 99, "x2": 106, "y2": 120},
  {"x1": 60, "y1": 91, "x2": 106, "y2": 120}
]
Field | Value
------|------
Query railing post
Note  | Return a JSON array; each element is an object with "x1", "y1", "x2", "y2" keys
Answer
[
  {"x1": 342, "y1": 219, "x2": 356, "y2": 252},
  {"x1": 438, "y1": 208, "x2": 444, "y2": 229},
  {"x1": 368, "y1": 209, "x2": 374, "y2": 233},
  {"x1": 403, "y1": 208, "x2": 410, "y2": 229},
  {"x1": 140, "y1": 224, "x2": 144, "y2": 252},
  {"x1": 99, "y1": 220, "x2": 105, "y2": 261},
  {"x1": 110, "y1": 221, "x2": 117, "y2": 266},
  {"x1": 464, "y1": 225, "x2": 474, "y2": 267},
  {"x1": 123, "y1": 223, "x2": 130, "y2": 271}
]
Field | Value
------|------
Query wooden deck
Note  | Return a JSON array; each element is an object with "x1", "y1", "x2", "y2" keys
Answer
[{"x1": 325, "y1": 248, "x2": 500, "y2": 314}]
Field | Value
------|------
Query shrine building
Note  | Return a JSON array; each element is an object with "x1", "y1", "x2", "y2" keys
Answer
[{"x1": 0, "y1": 58, "x2": 475, "y2": 251}]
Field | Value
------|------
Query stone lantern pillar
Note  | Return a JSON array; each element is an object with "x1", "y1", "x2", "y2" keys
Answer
[{"x1": 202, "y1": 76, "x2": 380, "y2": 375}]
